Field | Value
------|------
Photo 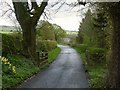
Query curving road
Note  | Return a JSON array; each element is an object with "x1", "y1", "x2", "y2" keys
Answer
[{"x1": 18, "y1": 45, "x2": 89, "y2": 88}]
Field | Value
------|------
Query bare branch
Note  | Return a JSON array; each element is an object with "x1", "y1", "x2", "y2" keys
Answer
[
  {"x1": 1, "y1": 8, "x2": 14, "y2": 17},
  {"x1": 56, "y1": 3, "x2": 65, "y2": 13},
  {"x1": 77, "y1": 0, "x2": 87, "y2": 6},
  {"x1": 43, "y1": 12, "x2": 49, "y2": 20},
  {"x1": 0, "y1": 1, "x2": 15, "y2": 17},
  {"x1": 50, "y1": 0, "x2": 62, "y2": 8},
  {"x1": 31, "y1": 0, "x2": 38, "y2": 9},
  {"x1": 32, "y1": 1, "x2": 48, "y2": 25},
  {"x1": 4, "y1": 1, "x2": 14, "y2": 11}
]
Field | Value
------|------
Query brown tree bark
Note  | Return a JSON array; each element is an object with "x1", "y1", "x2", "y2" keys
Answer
[
  {"x1": 22, "y1": 21, "x2": 36, "y2": 59},
  {"x1": 108, "y1": 3, "x2": 120, "y2": 88}
]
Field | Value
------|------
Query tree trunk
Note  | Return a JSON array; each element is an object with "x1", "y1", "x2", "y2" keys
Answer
[
  {"x1": 12, "y1": 1, "x2": 48, "y2": 60},
  {"x1": 22, "y1": 23, "x2": 36, "y2": 59},
  {"x1": 108, "y1": 4, "x2": 120, "y2": 88}
]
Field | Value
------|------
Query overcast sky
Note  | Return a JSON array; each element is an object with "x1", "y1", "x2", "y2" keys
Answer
[{"x1": 0, "y1": 0, "x2": 88, "y2": 31}]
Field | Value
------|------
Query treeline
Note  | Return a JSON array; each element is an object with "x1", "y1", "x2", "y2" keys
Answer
[
  {"x1": 36, "y1": 20, "x2": 66, "y2": 51},
  {"x1": 77, "y1": 10, "x2": 108, "y2": 48},
  {"x1": 75, "y1": 3, "x2": 120, "y2": 88},
  {"x1": 36, "y1": 20, "x2": 66, "y2": 44}
]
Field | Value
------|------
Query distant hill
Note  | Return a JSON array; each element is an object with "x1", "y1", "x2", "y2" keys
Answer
[
  {"x1": 0, "y1": 25, "x2": 21, "y2": 32},
  {"x1": 65, "y1": 30, "x2": 78, "y2": 35}
]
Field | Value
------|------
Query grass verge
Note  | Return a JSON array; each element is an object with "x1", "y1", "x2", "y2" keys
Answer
[
  {"x1": 2, "y1": 47, "x2": 61, "y2": 88},
  {"x1": 74, "y1": 47, "x2": 106, "y2": 88},
  {"x1": 48, "y1": 47, "x2": 61, "y2": 63},
  {"x1": 87, "y1": 62, "x2": 106, "y2": 88}
]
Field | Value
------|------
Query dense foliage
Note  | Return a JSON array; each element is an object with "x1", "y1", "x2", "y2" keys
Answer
[
  {"x1": 37, "y1": 20, "x2": 66, "y2": 44},
  {"x1": 36, "y1": 40, "x2": 57, "y2": 51},
  {"x1": 2, "y1": 33, "x2": 23, "y2": 56},
  {"x1": 97, "y1": 2, "x2": 120, "y2": 88},
  {"x1": 37, "y1": 21, "x2": 55, "y2": 40},
  {"x1": 76, "y1": 2, "x2": 120, "y2": 88},
  {"x1": 75, "y1": 8, "x2": 108, "y2": 87}
]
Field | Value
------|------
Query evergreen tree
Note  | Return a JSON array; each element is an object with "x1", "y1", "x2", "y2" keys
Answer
[{"x1": 93, "y1": 11, "x2": 107, "y2": 48}]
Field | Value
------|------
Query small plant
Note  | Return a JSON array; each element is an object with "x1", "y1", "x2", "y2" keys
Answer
[
  {"x1": 87, "y1": 47, "x2": 105, "y2": 63},
  {"x1": 76, "y1": 44, "x2": 88, "y2": 53},
  {"x1": 0, "y1": 56, "x2": 16, "y2": 74}
]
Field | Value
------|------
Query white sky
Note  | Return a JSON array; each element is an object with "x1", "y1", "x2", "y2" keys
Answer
[
  {"x1": 49, "y1": 16, "x2": 80, "y2": 31},
  {"x1": 0, "y1": 0, "x2": 88, "y2": 31}
]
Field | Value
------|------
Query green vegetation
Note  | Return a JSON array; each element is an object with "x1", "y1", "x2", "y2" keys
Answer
[
  {"x1": 2, "y1": 33, "x2": 22, "y2": 56},
  {"x1": 66, "y1": 31, "x2": 78, "y2": 35},
  {"x1": 1, "y1": 1, "x2": 120, "y2": 88},
  {"x1": 48, "y1": 47, "x2": 61, "y2": 63},
  {"x1": 74, "y1": 45, "x2": 106, "y2": 88},
  {"x1": 37, "y1": 21, "x2": 66, "y2": 43},
  {"x1": 88, "y1": 63, "x2": 106, "y2": 88},
  {"x1": 2, "y1": 47, "x2": 61, "y2": 88},
  {"x1": 36, "y1": 40, "x2": 57, "y2": 51},
  {"x1": 75, "y1": 44, "x2": 88, "y2": 53},
  {"x1": 75, "y1": 9, "x2": 108, "y2": 88},
  {"x1": 88, "y1": 47, "x2": 105, "y2": 62},
  {"x1": 1, "y1": 21, "x2": 63, "y2": 88},
  {"x1": 2, "y1": 55, "x2": 39, "y2": 88},
  {"x1": 37, "y1": 21, "x2": 55, "y2": 40}
]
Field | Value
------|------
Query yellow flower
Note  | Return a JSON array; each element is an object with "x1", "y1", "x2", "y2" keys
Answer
[
  {"x1": 12, "y1": 66, "x2": 16, "y2": 73},
  {"x1": 0, "y1": 56, "x2": 16, "y2": 74},
  {"x1": 9, "y1": 64, "x2": 11, "y2": 66}
]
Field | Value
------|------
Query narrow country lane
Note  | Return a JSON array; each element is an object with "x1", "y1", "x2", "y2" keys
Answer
[{"x1": 18, "y1": 45, "x2": 89, "y2": 88}]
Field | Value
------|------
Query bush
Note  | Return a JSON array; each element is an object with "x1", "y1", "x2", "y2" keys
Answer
[
  {"x1": 0, "y1": 56, "x2": 16, "y2": 75},
  {"x1": 2, "y1": 33, "x2": 23, "y2": 56},
  {"x1": 2, "y1": 55, "x2": 40, "y2": 88},
  {"x1": 76, "y1": 44, "x2": 88, "y2": 53},
  {"x1": 36, "y1": 40, "x2": 57, "y2": 51},
  {"x1": 87, "y1": 47, "x2": 105, "y2": 62}
]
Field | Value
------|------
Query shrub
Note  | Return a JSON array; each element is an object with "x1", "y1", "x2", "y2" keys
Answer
[
  {"x1": 46, "y1": 40, "x2": 57, "y2": 51},
  {"x1": 2, "y1": 55, "x2": 40, "y2": 88},
  {"x1": 76, "y1": 44, "x2": 88, "y2": 53},
  {"x1": 36, "y1": 40, "x2": 57, "y2": 51},
  {"x1": 0, "y1": 56, "x2": 16, "y2": 75},
  {"x1": 87, "y1": 47, "x2": 105, "y2": 62},
  {"x1": 2, "y1": 33, "x2": 23, "y2": 56}
]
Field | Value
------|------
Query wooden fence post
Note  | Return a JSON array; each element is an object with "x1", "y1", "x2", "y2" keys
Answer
[
  {"x1": 45, "y1": 52, "x2": 48, "y2": 60},
  {"x1": 36, "y1": 52, "x2": 40, "y2": 65},
  {"x1": 38, "y1": 51, "x2": 49, "y2": 65}
]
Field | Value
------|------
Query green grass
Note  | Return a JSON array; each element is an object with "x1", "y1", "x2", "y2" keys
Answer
[
  {"x1": 2, "y1": 55, "x2": 40, "y2": 88},
  {"x1": 48, "y1": 47, "x2": 61, "y2": 63},
  {"x1": 2, "y1": 47, "x2": 61, "y2": 88},
  {"x1": 75, "y1": 47, "x2": 86, "y2": 63},
  {"x1": 87, "y1": 62, "x2": 106, "y2": 88},
  {"x1": 74, "y1": 47, "x2": 106, "y2": 88}
]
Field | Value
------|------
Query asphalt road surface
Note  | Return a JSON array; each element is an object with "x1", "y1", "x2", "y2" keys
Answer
[{"x1": 18, "y1": 45, "x2": 89, "y2": 88}]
